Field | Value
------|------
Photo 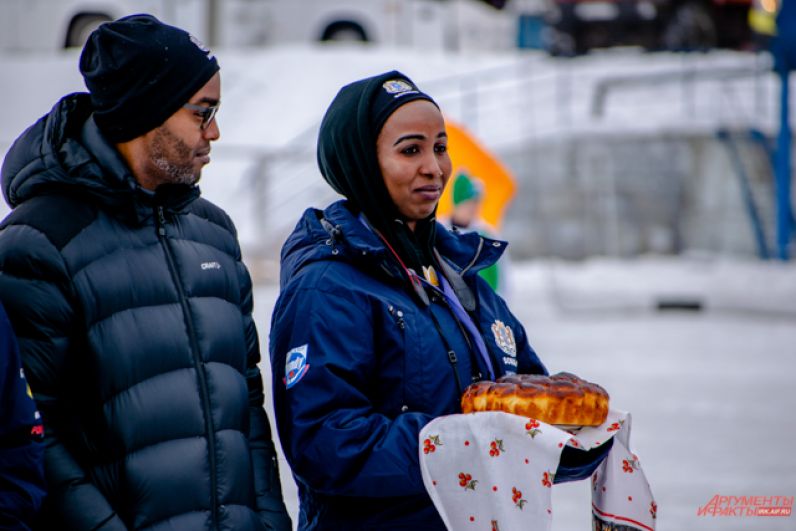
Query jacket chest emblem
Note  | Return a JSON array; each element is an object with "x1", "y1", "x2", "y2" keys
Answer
[{"x1": 491, "y1": 320, "x2": 516, "y2": 357}]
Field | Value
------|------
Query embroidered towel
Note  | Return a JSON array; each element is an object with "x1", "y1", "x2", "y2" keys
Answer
[{"x1": 419, "y1": 409, "x2": 656, "y2": 530}]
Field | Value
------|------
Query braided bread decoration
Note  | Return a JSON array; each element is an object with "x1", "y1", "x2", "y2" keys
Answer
[{"x1": 460, "y1": 372, "x2": 609, "y2": 427}]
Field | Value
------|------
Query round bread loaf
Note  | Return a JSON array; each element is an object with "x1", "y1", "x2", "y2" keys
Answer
[{"x1": 460, "y1": 372, "x2": 609, "y2": 427}]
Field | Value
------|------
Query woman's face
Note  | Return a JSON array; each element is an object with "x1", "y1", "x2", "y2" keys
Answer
[{"x1": 376, "y1": 100, "x2": 452, "y2": 231}]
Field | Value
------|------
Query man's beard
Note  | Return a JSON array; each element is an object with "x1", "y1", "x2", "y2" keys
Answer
[{"x1": 150, "y1": 126, "x2": 199, "y2": 186}]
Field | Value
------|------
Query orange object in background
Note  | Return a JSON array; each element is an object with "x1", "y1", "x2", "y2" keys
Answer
[{"x1": 438, "y1": 120, "x2": 516, "y2": 231}]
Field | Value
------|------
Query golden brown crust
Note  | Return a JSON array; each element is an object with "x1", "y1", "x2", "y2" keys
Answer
[{"x1": 460, "y1": 372, "x2": 609, "y2": 426}]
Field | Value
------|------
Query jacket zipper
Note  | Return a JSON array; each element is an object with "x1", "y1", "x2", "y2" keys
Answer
[{"x1": 156, "y1": 206, "x2": 220, "y2": 528}]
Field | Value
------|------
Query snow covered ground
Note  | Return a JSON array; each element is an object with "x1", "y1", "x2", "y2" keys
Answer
[{"x1": 2, "y1": 42, "x2": 796, "y2": 530}]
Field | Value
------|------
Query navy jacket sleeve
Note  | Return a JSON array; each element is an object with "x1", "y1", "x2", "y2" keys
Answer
[
  {"x1": 270, "y1": 284, "x2": 433, "y2": 498},
  {"x1": 555, "y1": 438, "x2": 613, "y2": 483},
  {"x1": 0, "y1": 303, "x2": 45, "y2": 530},
  {"x1": 0, "y1": 228, "x2": 127, "y2": 530}
]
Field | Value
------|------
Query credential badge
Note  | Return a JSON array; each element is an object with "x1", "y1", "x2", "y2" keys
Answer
[
  {"x1": 491, "y1": 320, "x2": 516, "y2": 357},
  {"x1": 284, "y1": 344, "x2": 310, "y2": 389}
]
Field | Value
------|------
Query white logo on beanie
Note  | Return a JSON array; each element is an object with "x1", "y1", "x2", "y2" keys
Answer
[{"x1": 189, "y1": 34, "x2": 214, "y2": 60}]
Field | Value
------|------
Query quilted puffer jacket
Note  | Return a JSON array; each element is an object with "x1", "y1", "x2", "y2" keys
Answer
[{"x1": 0, "y1": 93, "x2": 291, "y2": 531}]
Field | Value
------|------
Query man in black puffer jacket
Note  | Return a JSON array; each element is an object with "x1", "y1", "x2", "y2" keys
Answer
[{"x1": 0, "y1": 14, "x2": 291, "y2": 531}]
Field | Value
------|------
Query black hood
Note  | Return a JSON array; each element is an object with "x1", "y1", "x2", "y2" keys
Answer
[
  {"x1": 316, "y1": 70, "x2": 439, "y2": 274},
  {"x1": 1, "y1": 92, "x2": 198, "y2": 223}
]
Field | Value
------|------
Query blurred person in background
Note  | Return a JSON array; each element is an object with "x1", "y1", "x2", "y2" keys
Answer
[
  {"x1": 0, "y1": 302, "x2": 45, "y2": 530},
  {"x1": 447, "y1": 172, "x2": 501, "y2": 292},
  {"x1": 269, "y1": 70, "x2": 610, "y2": 530},
  {"x1": 0, "y1": 14, "x2": 290, "y2": 530}
]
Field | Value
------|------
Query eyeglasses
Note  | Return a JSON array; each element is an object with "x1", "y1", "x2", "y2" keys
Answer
[{"x1": 182, "y1": 102, "x2": 220, "y2": 130}]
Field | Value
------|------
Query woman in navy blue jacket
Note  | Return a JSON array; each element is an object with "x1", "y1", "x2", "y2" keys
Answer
[{"x1": 269, "y1": 71, "x2": 608, "y2": 530}]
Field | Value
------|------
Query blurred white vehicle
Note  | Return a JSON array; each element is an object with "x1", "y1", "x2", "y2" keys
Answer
[
  {"x1": 0, "y1": 0, "x2": 515, "y2": 52},
  {"x1": 260, "y1": 0, "x2": 515, "y2": 51},
  {"x1": 0, "y1": 0, "x2": 211, "y2": 51}
]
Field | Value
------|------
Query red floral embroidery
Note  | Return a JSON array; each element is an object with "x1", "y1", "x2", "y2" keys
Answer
[
  {"x1": 458, "y1": 472, "x2": 478, "y2": 490},
  {"x1": 622, "y1": 455, "x2": 640, "y2": 473},
  {"x1": 569, "y1": 438, "x2": 580, "y2": 448},
  {"x1": 525, "y1": 419, "x2": 542, "y2": 438},
  {"x1": 607, "y1": 421, "x2": 622, "y2": 432},
  {"x1": 650, "y1": 501, "x2": 658, "y2": 519},
  {"x1": 511, "y1": 487, "x2": 527, "y2": 509},
  {"x1": 489, "y1": 438, "x2": 505, "y2": 457},
  {"x1": 422, "y1": 435, "x2": 443, "y2": 454},
  {"x1": 491, "y1": 520, "x2": 500, "y2": 531},
  {"x1": 542, "y1": 471, "x2": 554, "y2": 488}
]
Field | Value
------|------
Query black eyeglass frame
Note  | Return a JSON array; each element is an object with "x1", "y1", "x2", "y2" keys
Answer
[{"x1": 183, "y1": 102, "x2": 220, "y2": 130}]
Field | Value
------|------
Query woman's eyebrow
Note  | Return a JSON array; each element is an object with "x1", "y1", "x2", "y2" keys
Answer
[
  {"x1": 393, "y1": 131, "x2": 447, "y2": 146},
  {"x1": 393, "y1": 133, "x2": 426, "y2": 146}
]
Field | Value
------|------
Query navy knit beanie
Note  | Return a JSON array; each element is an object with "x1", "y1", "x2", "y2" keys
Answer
[{"x1": 79, "y1": 14, "x2": 219, "y2": 143}]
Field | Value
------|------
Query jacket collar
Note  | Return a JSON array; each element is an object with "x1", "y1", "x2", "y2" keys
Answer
[{"x1": 279, "y1": 200, "x2": 507, "y2": 291}]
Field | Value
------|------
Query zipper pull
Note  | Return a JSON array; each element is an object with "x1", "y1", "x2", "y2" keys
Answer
[
  {"x1": 447, "y1": 350, "x2": 458, "y2": 364},
  {"x1": 156, "y1": 206, "x2": 166, "y2": 236},
  {"x1": 157, "y1": 206, "x2": 166, "y2": 236}
]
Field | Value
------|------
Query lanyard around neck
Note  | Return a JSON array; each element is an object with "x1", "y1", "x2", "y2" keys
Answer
[{"x1": 358, "y1": 213, "x2": 496, "y2": 382}]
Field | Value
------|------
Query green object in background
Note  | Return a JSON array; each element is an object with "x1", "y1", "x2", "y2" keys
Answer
[
  {"x1": 478, "y1": 261, "x2": 500, "y2": 292},
  {"x1": 452, "y1": 172, "x2": 482, "y2": 205},
  {"x1": 451, "y1": 173, "x2": 501, "y2": 291}
]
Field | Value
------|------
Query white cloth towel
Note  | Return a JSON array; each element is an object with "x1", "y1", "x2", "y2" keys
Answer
[{"x1": 419, "y1": 409, "x2": 656, "y2": 530}]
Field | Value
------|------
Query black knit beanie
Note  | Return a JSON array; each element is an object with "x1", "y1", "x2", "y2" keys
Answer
[
  {"x1": 317, "y1": 70, "x2": 440, "y2": 275},
  {"x1": 79, "y1": 14, "x2": 219, "y2": 143}
]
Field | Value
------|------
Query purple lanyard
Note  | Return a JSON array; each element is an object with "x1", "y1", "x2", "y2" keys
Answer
[
  {"x1": 417, "y1": 272, "x2": 496, "y2": 381},
  {"x1": 356, "y1": 213, "x2": 496, "y2": 380}
]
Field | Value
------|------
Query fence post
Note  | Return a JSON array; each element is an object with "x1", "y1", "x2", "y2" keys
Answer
[{"x1": 775, "y1": 67, "x2": 793, "y2": 260}]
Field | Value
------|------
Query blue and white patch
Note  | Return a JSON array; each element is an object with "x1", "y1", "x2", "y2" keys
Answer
[
  {"x1": 383, "y1": 79, "x2": 418, "y2": 99},
  {"x1": 284, "y1": 344, "x2": 310, "y2": 389}
]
